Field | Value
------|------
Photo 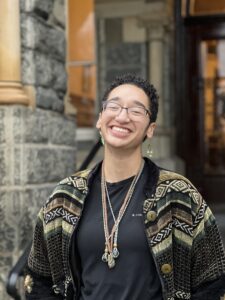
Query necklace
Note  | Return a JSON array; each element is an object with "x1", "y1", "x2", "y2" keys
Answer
[
  {"x1": 105, "y1": 182, "x2": 119, "y2": 260},
  {"x1": 101, "y1": 160, "x2": 144, "y2": 269}
]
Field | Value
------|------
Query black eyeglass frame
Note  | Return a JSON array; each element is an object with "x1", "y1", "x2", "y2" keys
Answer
[{"x1": 101, "y1": 101, "x2": 151, "y2": 118}]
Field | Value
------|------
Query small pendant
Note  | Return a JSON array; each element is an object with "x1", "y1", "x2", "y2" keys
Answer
[
  {"x1": 102, "y1": 252, "x2": 108, "y2": 263},
  {"x1": 102, "y1": 244, "x2": 109, "y2": 263},
  {"x1": 108, "y1": 254, "x2": 115, "y2": 269},
  {"x1": 112, "y1": 247, "x2": 119, "y2": 258},
  {"x1": 108, "y1": 253, "x2": 115, "y2": 268}
]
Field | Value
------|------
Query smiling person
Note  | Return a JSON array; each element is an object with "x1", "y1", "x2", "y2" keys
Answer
[{"x1": 25, "y1": 74, "x2": 225, "y2": 300}]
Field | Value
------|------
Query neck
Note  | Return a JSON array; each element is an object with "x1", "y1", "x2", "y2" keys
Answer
[{"x1": 103, "y1": 146, "x2": 143, "y2": 182}]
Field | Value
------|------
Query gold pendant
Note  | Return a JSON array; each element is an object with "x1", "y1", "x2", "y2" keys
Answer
[{"x1": 108, "y1": 253, "x2": 115, "y2": 268}]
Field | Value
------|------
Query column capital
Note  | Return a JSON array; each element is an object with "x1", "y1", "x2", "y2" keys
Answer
[{"x1": 137, "y1": 14, "x2": 173, "y2": 41}]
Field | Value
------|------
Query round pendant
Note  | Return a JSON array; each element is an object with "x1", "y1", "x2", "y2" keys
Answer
[
  {"x1": 102, "y1": 252, "x2": 108, "y2": 263},
  {"x1": 112, "y1": 247, "x2": 119, "y2": 258}
]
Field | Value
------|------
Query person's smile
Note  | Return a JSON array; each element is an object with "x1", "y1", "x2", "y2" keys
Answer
[{"x1": 109, "y1": 125, "x2": 132, "y2": 137}]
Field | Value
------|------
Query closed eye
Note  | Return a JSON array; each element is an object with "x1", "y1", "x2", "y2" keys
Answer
[
  {"x1": 129, "y1": 107, "x2": 146, "y2": 115},
  {"x1": 107, "y1": 103, "x2": 120, "y2": 111}
]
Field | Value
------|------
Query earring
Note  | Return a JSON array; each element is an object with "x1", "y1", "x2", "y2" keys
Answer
[
  {"x1": 99, "y1": 131, "x2": 105, "y2": 146},
  {"x1": 147, "y1": 143, "x2": 153, "y2": 158}
]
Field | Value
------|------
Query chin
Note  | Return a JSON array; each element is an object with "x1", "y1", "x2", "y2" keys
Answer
[{"x1": 106, "y1": 139, "x2": 140, "y2": 151}]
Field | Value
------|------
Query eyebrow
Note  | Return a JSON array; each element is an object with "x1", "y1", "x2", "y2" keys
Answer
[{"x1": 107, "y1": 97, "x2": 148, "y2": 109}]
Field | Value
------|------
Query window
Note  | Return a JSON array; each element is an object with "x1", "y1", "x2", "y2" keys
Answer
[{"x1": 67, "y1": 0, "x2": 96, "y2": 127}]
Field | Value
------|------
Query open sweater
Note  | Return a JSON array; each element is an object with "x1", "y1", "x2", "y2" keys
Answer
[{"x1": 25, "y1": 158, "x2": 225, "y2": 300}]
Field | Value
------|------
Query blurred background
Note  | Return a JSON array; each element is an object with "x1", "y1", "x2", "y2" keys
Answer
[{"x1": 1, "y1": 0, "x2": 225, "y2": 298}]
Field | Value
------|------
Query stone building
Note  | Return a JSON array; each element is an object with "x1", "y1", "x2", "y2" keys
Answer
[
  {"x1": 1, "y1": 0, "x2": 225, "y2": 299},
  {"x1": 0, "y1": 1, "x2": 76, "y2": 298}
]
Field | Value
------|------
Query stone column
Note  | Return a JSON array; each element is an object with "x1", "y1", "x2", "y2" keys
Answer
[
  {"x1": 147, "y1": 24, "x2": 165, "y2": 127},
  {"x1": 137, "y1": 14, "x2": 184, "y2": 173},
  {"x1": 0, "y1": 0, "x2": 29, "y2": 104}
]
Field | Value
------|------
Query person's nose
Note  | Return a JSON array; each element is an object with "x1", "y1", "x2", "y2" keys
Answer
[{"x1": 115, "y1": 107, "x2": 130, "y2": 122}]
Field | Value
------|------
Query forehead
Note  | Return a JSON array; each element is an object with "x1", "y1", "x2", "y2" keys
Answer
[{"x1": 107, "y1": 84, "x2": 149, "y2": 107}]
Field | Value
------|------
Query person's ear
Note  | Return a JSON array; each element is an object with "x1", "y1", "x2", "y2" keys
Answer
[
  {"x1": 96, "y1": 113, "x2": 102, "y2": 129},
  {"x1": 146, "y1": 122, "x2": 156, "y2": 139}
]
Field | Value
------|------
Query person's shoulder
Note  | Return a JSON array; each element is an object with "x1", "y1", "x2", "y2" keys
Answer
[
  {"x1": 158, "y1": 169, "x2": 192, "y2": 185},
  {"x1": 58, "y1": 169, "x2": 91, "y2": 186},
  {"x1": 44, "y1": 169, "x2": 92, "y2": 208},
  {"x1": 44, "y1": 162, "x2": 102, "y2": 209},
  {"x1": 54, "y1": 169, "x2": 92, "y2": 193},
  {"x1": 157, "y1": 168, "x2": 202, "y2": 204}
]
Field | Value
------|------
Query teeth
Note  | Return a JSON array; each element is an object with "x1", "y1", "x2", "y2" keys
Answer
[{"x1": 112, "y1": 126, "x2": 129, "y2": 133}]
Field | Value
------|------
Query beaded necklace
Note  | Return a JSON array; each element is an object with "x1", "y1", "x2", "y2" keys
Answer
[{"x1": 101, "y1": 160, "x2": 144, "y2": 268}]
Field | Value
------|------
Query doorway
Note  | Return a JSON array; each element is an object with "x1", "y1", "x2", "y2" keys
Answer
[{"x1": 178, "y1": 20, "x2": 225, "y2": 205}]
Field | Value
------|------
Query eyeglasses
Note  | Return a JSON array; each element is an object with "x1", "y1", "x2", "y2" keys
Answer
[{"x1": 102, "y1": 101, "x2": 151, "y2": 119}]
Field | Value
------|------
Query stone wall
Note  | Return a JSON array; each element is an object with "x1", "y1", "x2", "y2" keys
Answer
[
  {"x1": 0, "y1": 107, "x2": 76, "y2": 299},
  {"x1": 20, "y1": 0, "x2": 66, "y2": 111},
  {"x1": 0, "y1": 1, "x2": 77, "y2": 299}
]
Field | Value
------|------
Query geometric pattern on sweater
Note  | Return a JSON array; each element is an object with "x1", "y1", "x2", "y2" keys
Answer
[
  {"x1": 48, "y1": 188, "x2": 84, "y2": 206},
  {"x1": 59, "y1": 170, "x2": 90, "y2": 193},
  {"x1": 44, "y1": 207, "x2": 78, "y2": 225},
  {"x1": 150, "y1": 222, "x2": 173, "y2": 246},
  {"x1": 157, "y1": 171, "x2": 203, "y2": 206},
  {"x1": 193, "y1": 200, "x2": 207, "y2": 228},
  {"x1": 155, "y1": 178, "x2": 198, "y2": 201},
  {"x1": 143, "y1": 197, "x2": 155, "y2": 213},
  {"x1": 150, "y1": 217, "x2": 193, "y2": 247},
  {"x1": 173, "y1": 218, "x2": 193, "y2": 236},
  {"x1": 146, "y1": 175, "x2": 202, "y2": 249},
  {"x1": 59, "y1": 169, "x2": 90, "y2": 191},
  {"x1": 68, "y1": 176, "x2": 88, "y2": 192},
  {"x1": 168, "y1": 290, "x2": 191, "y2": 299}
]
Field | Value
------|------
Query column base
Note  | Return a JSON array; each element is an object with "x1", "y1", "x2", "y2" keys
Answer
[{"x1": 0, "y1": 82, "x2": 29, "y2": 105}]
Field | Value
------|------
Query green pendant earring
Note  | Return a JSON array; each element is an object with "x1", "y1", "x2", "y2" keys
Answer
[
  {"x1": 147, "y1": 143, "x2": 153, "y2": 158},
  {"x1": 99, "y1": 131, "x2": 105, "y2": 146}
]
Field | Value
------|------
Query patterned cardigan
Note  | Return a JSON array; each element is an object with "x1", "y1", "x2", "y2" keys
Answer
[{"x1": 25, "y1": 158, "x2": 225, "y2": 300}]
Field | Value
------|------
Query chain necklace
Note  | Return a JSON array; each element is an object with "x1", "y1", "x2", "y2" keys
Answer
[
  {"x1": 101, "y1": 159, "x2": 144, "y2": 269},
  {"x1": 104, "y1": 182, "x2": 119, "y2": 260}
]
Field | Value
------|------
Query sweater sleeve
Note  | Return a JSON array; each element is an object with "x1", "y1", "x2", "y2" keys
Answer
[
  {"x1": 24, "y1": 208, "x2": 63, "y2": 300},
  {"x1": 191, "y1": 200, "x2": 225, "y2": 299}
]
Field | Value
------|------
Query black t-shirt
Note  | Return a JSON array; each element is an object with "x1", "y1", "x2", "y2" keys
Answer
[{"x1": 72, "y1": 163, "x2": 163, "y2": 300}]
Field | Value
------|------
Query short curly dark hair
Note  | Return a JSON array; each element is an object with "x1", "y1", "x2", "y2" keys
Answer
[{"x1": 102, "y1": 73, "x2": 159, "y2": 123}]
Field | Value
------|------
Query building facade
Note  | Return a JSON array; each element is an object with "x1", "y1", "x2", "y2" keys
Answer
[{"x1": 1, "y1": 0, "x2": 225, "y2": 299}]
